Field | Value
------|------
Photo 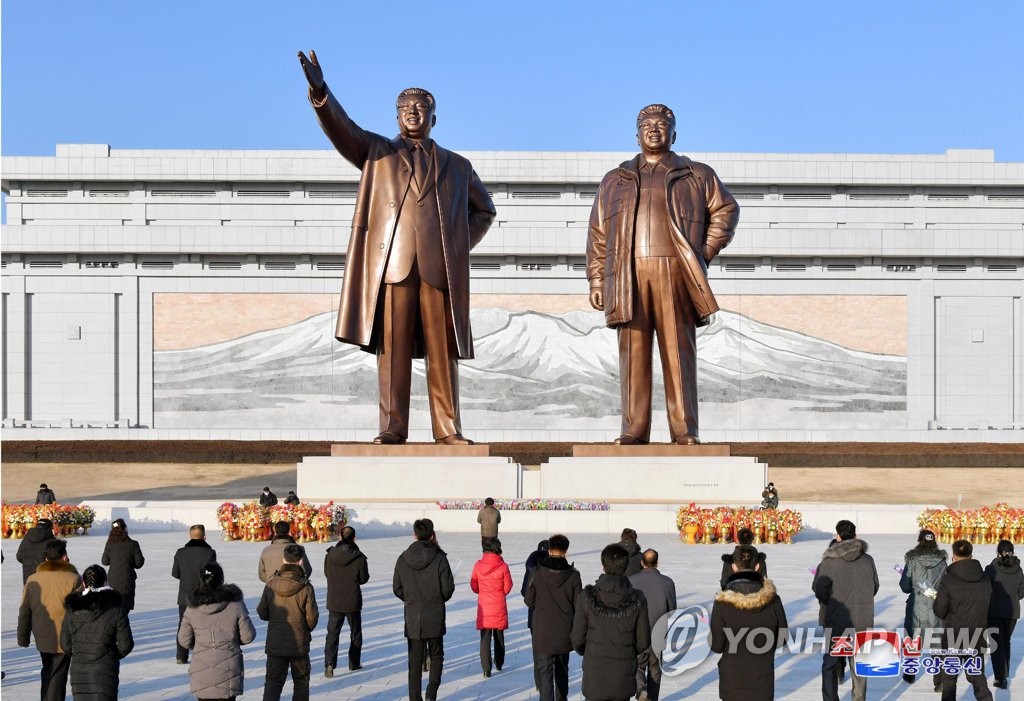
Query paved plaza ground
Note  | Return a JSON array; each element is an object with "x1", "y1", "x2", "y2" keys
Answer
[{"x1": 3, "y1": 530, "x2": 1021, "y2": 699}]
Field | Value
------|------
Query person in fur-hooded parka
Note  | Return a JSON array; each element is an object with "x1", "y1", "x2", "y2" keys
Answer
[
  {"x1": 178, "y1": 563, "x2": 256, "y2": 700},
  {"x1": 60, "y1": 565, "x2": 134, "y2": 701},
  {"x1": 710, "y1": 546, "x2": 788, "y2": 701}
]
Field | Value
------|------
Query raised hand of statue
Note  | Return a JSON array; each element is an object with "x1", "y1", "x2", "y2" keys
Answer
[
  {"x1": 297, "y1": 50, "x2": 326, "y2": 101},
  {"x1": 589, "y1": 289, "x2": 604, "y2": 311}
]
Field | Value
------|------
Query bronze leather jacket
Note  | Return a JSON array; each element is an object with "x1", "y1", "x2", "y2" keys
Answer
[{"x1": 587, "y1": 153, "x2": 738, "y2": 327}]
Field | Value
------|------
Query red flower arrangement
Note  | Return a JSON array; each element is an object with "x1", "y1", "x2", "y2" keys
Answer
[
  {"x1": 217, "y1": 500, "x2": 347, "y2": 542},
  {"x1": 675, "y1": 504, "x2": 803, "y2": 545}
]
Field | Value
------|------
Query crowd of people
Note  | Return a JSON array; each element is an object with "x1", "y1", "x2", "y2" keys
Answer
[{"x1": 11, "y1": 511, "x2": 1024, "y2": 700}]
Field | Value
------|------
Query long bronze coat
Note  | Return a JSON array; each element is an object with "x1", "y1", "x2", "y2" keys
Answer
[
  {"x1": 311, "y1": 87, "x2": 496, "y2": 359},
  {"x1": 586, "y1": 153, "x2": 738, "y2": 327}
]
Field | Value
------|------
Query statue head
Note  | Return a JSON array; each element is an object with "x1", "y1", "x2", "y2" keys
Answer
[
  {"x1": 396, "y1": 87, "x2": 436, "y2": 140},
  {"x1": 635, "y1": 103, "x2": 676, "y2": 155}
]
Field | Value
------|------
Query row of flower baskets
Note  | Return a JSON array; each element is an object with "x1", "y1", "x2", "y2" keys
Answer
[
  {"x1": 917, "y1": 503, "x2": 1024, "y2": 544},
  {"x1": 216, "y1": 501, "x2": 348, "y2": 542},
  {"x1": 435, "y1": 499, "x2": 609, "y2": 511},
  {"x1": 1, "y1": 502, "x2": 97, "y2": 538},
  {"x1": 676, "y1": 504, "x2": 804, "y2": 544}
]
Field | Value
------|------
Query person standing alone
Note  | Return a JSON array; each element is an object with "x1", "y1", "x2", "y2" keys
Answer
[
  {"x1": 477, "y1": 498, "x2": 501, "y2": 546},
  {"x1": 323, "y1": 526, "x2": 369, "y2": 677}
]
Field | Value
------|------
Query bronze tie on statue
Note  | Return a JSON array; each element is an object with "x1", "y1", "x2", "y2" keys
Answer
[{"x1": 412, "y1": 142, "x2": 429, "y2": 193}]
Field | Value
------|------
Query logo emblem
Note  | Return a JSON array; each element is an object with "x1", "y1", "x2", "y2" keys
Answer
[
  {"x1": 658, "y1": 605, "x2": 711, "y2": 676},
  {"x1": 854, "y1": 630, "x2": 902, "y2": 677}
]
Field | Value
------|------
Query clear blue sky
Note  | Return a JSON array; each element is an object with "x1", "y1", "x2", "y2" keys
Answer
[{"x1": 2, "y1": 1, "x2": 1023, "y2": 160}]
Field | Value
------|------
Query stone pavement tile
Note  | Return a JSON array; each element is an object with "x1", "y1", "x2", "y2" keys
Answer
[{"x1": 3, "y1": 528, "x2": 1020, "y2": 699}]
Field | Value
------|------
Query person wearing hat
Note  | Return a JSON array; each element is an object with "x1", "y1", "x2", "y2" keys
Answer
[
  {"x1": 35, "y1": 484, "x2": 57, "y2": 505},
  {"x1": 985, "y1": 540, "x2": 1024, "y2": 689},
  {"x1": 899, "y1": 529, "x2": 947, "y2": 689},
  {"x1": 16, "y1": 518, "x2": 57, "y2": 584}
]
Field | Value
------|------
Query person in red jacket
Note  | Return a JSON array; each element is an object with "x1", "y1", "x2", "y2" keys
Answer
[{"x1": 470, "y1": 538, "x2": 513, "y2": 678}]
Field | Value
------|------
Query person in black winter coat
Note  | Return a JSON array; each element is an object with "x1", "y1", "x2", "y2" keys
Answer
[
  {"x1": 17, "y1": 518, "x2": 56, "y2": 584},
  {"x1": 36, "y1": 484, "x2": 57, "y2": 505},
  {"x1": 171, "y1": 525, "x2": 217, "y2": 664},
  {"x1": 284, "y1": 491, "x2": 300, "y2": 506},
  {"x1": 393, "y1": 519, "x2": 455, "y2": 701},
  {"x1": 524, "y1": 534, "x2": 581, "y2": 701},
  {"x1": 618, "y1": 529, "x2": 643, "y2": 578},
  {"x1": 710, "y1": 546, "x2": 788, "y2": 701},
  {"x1": 60, "y1": 565, "x2": 134, "y2": 701},
  {"x1": 323, "y1": 526, "x2": 369, "y2": 677},
  {"x1": 985, "y1": 539, "x2": 1024, "y2": 690},
  {"x1": 101, "y1": 519, "x2": 145, "y2": 613},
  {"x1": 571, "y1": 543, "x2": 651, "y2": 701},
  {"x1": 259, "y1": 487, "x2": 278, "y2": 507},
  {"x1": 720, "y1": 527, "x2": 768, "y2": 589},
  {"x1": 933, "y1": 539, "x2": 993, "y2": 700}
]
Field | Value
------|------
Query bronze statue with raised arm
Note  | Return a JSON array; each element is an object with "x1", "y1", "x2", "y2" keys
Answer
[
  {"x1": 586, "y1": 104, "x2": 739, "y2": 445},
  {"x1": 299, "y1": 50, "x2": 496, "y2": 445}
]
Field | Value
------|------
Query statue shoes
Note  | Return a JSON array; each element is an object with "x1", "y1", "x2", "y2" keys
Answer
[{"x1": 373, "y1": 431, "x2": 406, "y2": 445}]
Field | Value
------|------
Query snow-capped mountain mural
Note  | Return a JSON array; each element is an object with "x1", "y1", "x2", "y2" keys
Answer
[{"x1": 153, "y1": 308, "x2": 906, "y2": 434}]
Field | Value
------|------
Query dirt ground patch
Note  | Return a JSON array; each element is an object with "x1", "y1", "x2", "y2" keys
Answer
[
  {"x1": 0, "y1": 462, "x2": 297, "y2": 503},
  {"x1": 767, "y1": 466, "x2": 1024, "y2": 509}
]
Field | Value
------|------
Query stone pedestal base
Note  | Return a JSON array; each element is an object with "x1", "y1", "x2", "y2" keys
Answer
[
  {"x1": 298, "y1": 454, "x2": 520, "y2": 501},
  {"x1": 539, "y1": 455, "x2": 766, "y2": 502}
]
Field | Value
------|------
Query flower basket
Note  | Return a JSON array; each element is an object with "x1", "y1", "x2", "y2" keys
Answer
[
  {"x1": 675, "y1": 505, "x2": 804, "y2": 544},
  {"x1": 918, "y1": 504, "x2": 1024, "y2": 544},
  {"x1": 215, "y1": 500, "x2": 347, "y2": 542}
]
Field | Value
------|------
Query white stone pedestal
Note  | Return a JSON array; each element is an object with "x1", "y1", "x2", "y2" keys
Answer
[
  {"x1": 539, "y1": 456, "x2": 767, "y2": 502},
  {"x1": 297, "y1": 455, "x2": 522, "y2": 501}
]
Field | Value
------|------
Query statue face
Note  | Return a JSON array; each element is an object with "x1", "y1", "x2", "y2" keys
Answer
[
  {"x1": 637, "y1": 114, "x2": 675, "y2": 155},
  {"x1": 396, "y1": 95, "x2": 436, "y2": 140}
]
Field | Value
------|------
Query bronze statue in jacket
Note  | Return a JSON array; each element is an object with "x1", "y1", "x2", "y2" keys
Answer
[{"x1": 587, "y1": 104, "x2": 738, "y2": 444}]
